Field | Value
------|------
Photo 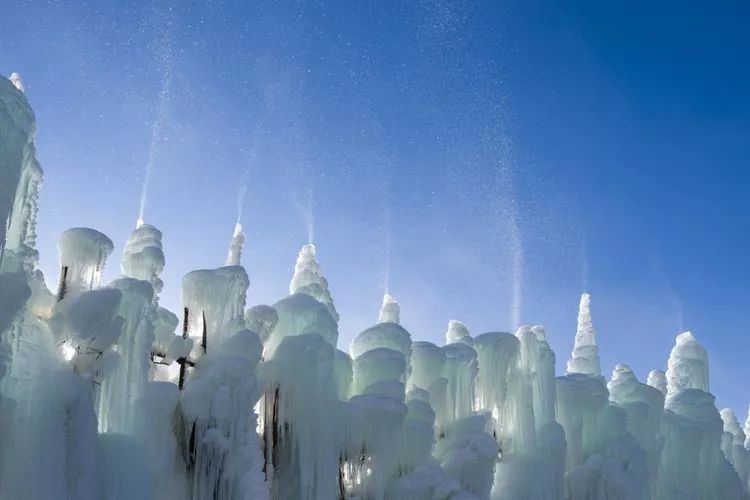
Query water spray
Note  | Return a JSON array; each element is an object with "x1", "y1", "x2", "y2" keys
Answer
[
  {"x1": 306, "y1": 187, "x2": 314, "y2": 245},
  {"x1": 136, "y1": 27, "x2": 174, "y2": 227},
  {"x1": 383, "y1": 208, "x2": 392, "y2": 295},
  {"x1": 236, "y1": 135, "x2": 260, "y2": 226}
]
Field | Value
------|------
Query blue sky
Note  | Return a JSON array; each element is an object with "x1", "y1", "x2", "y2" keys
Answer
[{"x1": 2, "y1": 1, "x2": 748, "y2": 415}]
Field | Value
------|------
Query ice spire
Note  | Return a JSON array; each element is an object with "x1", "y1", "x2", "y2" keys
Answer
[
  {"x1": 121, "y1": 223, "x2": 165, "y2": 297},
  {"x1": 225, "y1": 222, "x2": 245, "y2": 266},
  {"x1": 647, "y1": 369, "x2": 667, "y2": 395},
  {"x1": 289, "y1": 243, "x2": 339, "y2": 322},
  {"x1": 666, "y1": 331, "x2": 709, "y2": 396},
  {"x1": 445, "y1": 319, "x2": 473, "y2": 345},
  {"x1": 8, "y1": 72, "x2": 24, "y2": 93},
  {"x1": 566, "y1": 292, "x2": 600, "y2": 376},
  {"x1": 378, "y1": 293, "x2": 400, "y2": 324},
  {"x1": 745, "y1": 405, "x2": 750, "y2": 450}
]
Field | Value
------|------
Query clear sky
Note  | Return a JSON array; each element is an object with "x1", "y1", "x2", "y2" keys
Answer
[{"x1": 2, "y1": 1, "x2": 748, "y2": 416}]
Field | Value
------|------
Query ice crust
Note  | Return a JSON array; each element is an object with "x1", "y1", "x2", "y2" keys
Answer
[{"x1": 1, "y1": 75, "x2": 749, "y2": 500}]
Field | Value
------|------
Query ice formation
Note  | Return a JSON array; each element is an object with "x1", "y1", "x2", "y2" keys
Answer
[
  {"x1": 566, "y1": 292, "x2": 600, "y2": 376},
  {"x1": 225, "y1": 223, "x2": 245, "y2": 267},
  {"x1": 0, "y1": 74, "x2": 749, "y2": 500}
]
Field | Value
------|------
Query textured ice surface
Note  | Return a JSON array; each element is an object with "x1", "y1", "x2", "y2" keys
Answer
[
  {"x1": 225, "y1": 223, "x2": 245, "y2": 266},
  {"x1": 566, "y1": 292, "x2": 600, "y2": 376}
]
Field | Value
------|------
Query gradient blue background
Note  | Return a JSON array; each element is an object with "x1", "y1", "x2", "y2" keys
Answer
[{"x1": 2, "y1": 1, "x2": 748, "y2": 416}]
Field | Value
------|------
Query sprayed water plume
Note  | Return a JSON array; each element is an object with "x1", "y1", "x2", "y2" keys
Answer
[{"x1": 136, "y1": 27, "x2": 174, "y2": 227}]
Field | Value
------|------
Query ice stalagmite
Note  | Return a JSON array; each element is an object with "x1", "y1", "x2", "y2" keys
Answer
[
  {"x1": 179, "y1": 258, "x2": 267, "y2": 500},
  {"x1": 556, "y1": 372, "x2": 608, "y2": 470},
  {"x1": 608, "y1": 364, "x2": 665, "y2": 498},
  {"x1": 474, "y1": 331, "x2": 519, "y2": 446},
  {"x1": 647, "y1": 369, "x2": 667, "y2": 396},
  {"x1": 225, "y1": 223, "x2": 245, "y2": 266},
  {"x1": 244, "y1": 304, "x2": 278, "y2": 345},
  {"x1": 0, "y1": 75, "x2": 35, "y2": 262},
  {"x1": 378, "y1": 293, "x2": 400, "y2": 324},
  {"x1": 181, "y1": 266, "x2": 249, "y2": 347},
  {"x1": 57, "y1": 228, "x2": 114, "y2": 299},
  {"x1": 181, "y1": 328, "x2": 267, "y2": 500},
  {"x1": 566, "y1": 292, "x2": 600, "y2": 376},
  {"x1": 2, "y1": 78, "x2": 750, "y2": 499},
  {"x1": 96, "y1": 278, "x2": 154, "y2": 433},
  {"x1": 666, "y1": 331, "x2": 710, "y2": 395},
  {"x1": 289, "y1": 243, "x2": 339, "y2": 322},
  {"x1": 121, "y1": 223, "x2": 166, "y2": 297},
  {"x1": 445, "y1": 319, "x2": 473, "y2": 346},
  {"x1": 721, "y1": 408, "x2": 749, "y2": 490},
  {"x1": 441, "y1": 330, "x2": 477, "y2": 428},
  {"x1": 2, "y1": 143, "x2": 42, "y2": 275},
  {"x1": 657, "y1": 331, "x2": 745, "y2": 500},
  {"x1": 409, "y1": 341, "x2": 446, "y2": 400},
  {"x1": 492, "y1": 326, "x2": 565, "y2": 500},
  {"x1": 264, "y1": 244, "x2": 339, "y2": 357},
  {"x1": 0, "y1": 78, "x2": 102, "y2": 500},
  {"x1": 350, "y1": 296, "x2": 418, "y2": 498},
  {"x1": 434, "y1": 413, "x2": 499, "y2": 498},
  {"x1": 262, "y1": 333, "x2": 340, "y2": 500}
]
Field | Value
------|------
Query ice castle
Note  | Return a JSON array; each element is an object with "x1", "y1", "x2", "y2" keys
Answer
[{"x1": 1, "y1": 74, "x2": 749, "y2": 500}]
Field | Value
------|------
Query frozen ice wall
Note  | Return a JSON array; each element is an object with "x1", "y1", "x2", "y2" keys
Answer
[
  {"x1": 180, "y1": 328, "x2": 266, "y2": 500},
  {"x1": 96, "y1": 278, "x2": 154, "y2": 433},
  {"x1": 721, "y1": 408, "x2": 749, "y2": 490},
  {"x1": 0, "y1": 75, "x2": 35, "y2": 260},
  {"x1": 442, "y1": 334, "x2": 477, "y2": 427},
  {"x1": 181, "y1": 265, "x2": 249, "y2": 346},
  {"x1": 2, "y1": 144, "x2": 42, "y2": 274}
]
